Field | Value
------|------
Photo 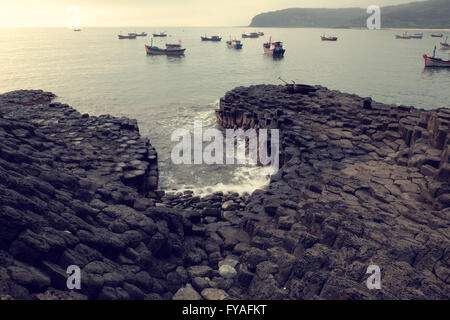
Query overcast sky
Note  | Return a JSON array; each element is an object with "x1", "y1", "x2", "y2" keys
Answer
[{"x1": 0, "y1": 0, "x2": 425, "y2": 27}]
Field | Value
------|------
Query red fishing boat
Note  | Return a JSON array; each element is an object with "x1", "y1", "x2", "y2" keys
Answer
[
  {"x1": 423, "y1": 46, "x2": 450, "y2": 68},
  {"x1": 263, "y1": 39, "x2": 285, "y2": 57},
  {"x1": 321, "y1": 35, "x2": 338, "y2": 41},
  {"x1": 423, "y1": 54, "x2": 450, "y2": 67}
]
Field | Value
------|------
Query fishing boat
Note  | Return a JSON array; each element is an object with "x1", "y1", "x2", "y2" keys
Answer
[
  {"x1": 201, "y1": 35, "x2": 222, "y2": 41},
  {"x1": 395, "y1": 33, "x2": 411, "y2": 39},
  {"x1": 440, "y1": 37, "x2": 449, "y2": 50},
  {"x1": 131, "y1": 32, "x2": 147, "y2": 37},
  {"x1": 263, "y1": 39, "x2": 285, "y2": 57},
  {"x1": 423, "y1": 46, "x2": 450, "y2": 68},
  {"x1": 226, "y1": 40, "x2": 243, "y2": 49},
  {"x1": 423, "y1": 55, "x2": 450, "y2": 67},
  {"x1": 242, "y1": 32, "x2": 259, "y2": 38},
  {"x1": 74, "y1": 28, "x2": 81, "y2": 32},
  {"x1": 145, "y1": 39, "x2": 186, "y2": 55},
  {"x1": 118, "y1": 34, "x2": 136, "y2": 39},
  {"x1": 411, "y1": 33, "x2": 423, "y2": 39},
  {"x1": 431, "y1": 33, "x2": 443, "y2": 38},
  {"x1": 153, "y1": 32, "x2": 167, "y2": 37},
  {"x1": 258, "y1": 32, "x2": 264, "y2": 36},
  {"x1": 321, "y1": 35, "x2": 338, "y2": 41}
]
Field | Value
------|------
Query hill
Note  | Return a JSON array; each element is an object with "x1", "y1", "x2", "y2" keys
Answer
[{"x1": 249, "y1": 0, "x2": 450, "y2": 29}]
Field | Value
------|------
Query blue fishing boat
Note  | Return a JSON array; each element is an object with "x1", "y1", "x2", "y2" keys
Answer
[{"x1": 263, "y1": 38, "x2": 285, "y2": 57}]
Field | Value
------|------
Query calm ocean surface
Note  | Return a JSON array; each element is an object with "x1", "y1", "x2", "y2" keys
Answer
[{"x1": 0, "y1": 27, "x2": 449, "y2": 194}]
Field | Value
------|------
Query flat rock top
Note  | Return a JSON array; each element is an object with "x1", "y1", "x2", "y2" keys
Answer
[{"x1": 0, "y1": 90, "x2": 159, "y2": 193}]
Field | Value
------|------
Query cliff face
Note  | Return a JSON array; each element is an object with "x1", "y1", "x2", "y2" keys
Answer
[
  {"x1": 249, "y1": 0, "x2": 450, "y2": 29},
  {"x1": 0, "y1": 87, "x2": 448, "y2": 300}
]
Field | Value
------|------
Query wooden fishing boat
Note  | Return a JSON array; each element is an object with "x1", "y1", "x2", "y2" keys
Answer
[
  {"x1": 258, "y1": 32, "x2": 264, "y2": 36},
  {"x1": 321, "y1": 36, "x2": 338, "y2": 41},
  {"x1": 226, "y1": 40, "x2": 243, "y2": 49},
  {"x1": 118, "y1": 34, "x2": 136, "y2": 39},
  {"x1": 263, "y1": 40, "x2": 285, "y2": 57},
  {"x1": 423, "y1": 46, "x2": 450, "y2": 68},
  {"x1": 242, "y1": 32, "x2": 259, "y2": 38},
  {"x1": 201, "y1": 35, "x2": 222, "y2": 41},
  {"x1": 153, "y1": 32, "x2": 167, "y2": 37},
  {"x1": 411, "y1": 33, "x2": 423, "y2": 39},
  {"x1": 423, "y1": 54, "x2": 450, "y2": 67},
  {"x1": 431, "y1": 34, "x2": 443, "y2": 38},
  {"x1": 395, "y1": 33, "x2": 411, "y2": 39},
  {"x1": 145, "y1": 40, "x2": 185, "y2": 55}
]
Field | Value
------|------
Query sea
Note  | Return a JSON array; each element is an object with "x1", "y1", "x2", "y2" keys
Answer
[{"x1": 0, "y1": 27, "x2": 449, "y2": 195}]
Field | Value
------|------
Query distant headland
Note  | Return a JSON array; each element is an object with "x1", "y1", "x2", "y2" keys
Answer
[{"x1": 248, "y1": 0, "x2": 450, "y2": 29}]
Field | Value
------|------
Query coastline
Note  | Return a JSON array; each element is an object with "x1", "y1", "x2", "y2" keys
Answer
[{"x1": 0, "y1": 86, "x2": 448, "y2": 300}]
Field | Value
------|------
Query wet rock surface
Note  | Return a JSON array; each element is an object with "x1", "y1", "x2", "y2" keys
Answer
[{"x1": 0, "y1": 87, "x2": 448, "y2": 300}]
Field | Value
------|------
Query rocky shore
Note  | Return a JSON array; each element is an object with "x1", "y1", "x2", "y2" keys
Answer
[{"x1": 0, "y1": 87, "x2": 448, "y2": 300}]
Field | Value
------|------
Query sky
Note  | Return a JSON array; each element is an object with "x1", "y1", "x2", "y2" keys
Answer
[{"x1": 0, "y1": 0, "x2": 426, "y2": 27}]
